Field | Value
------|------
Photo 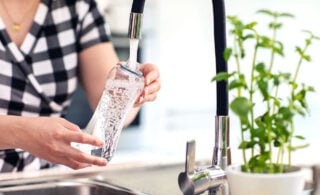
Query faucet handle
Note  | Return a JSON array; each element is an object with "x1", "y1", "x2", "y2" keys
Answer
[{"x1": 185, "y1": 140, "x2": 196, "y2": 174}]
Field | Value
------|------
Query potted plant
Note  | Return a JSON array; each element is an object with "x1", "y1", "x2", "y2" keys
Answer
[{"x1": 212, "y1": 9, "x2": 319, "y2": 195}]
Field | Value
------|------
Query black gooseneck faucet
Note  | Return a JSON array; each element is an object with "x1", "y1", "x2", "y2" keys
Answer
[{"x1": 178, "y1": 0, "x2": 230, "y2": 194}]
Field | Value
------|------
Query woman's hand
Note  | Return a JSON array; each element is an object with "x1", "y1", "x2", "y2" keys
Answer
[
  {"x1": 135, "y1": 63, "x2": 161, "y2": 107},
  {"x1": 14, "y1": 117, "x2": 107, "y2": 169},
  {"x1": 117, "y1": 63, "x2": 161, "y2": 127}
]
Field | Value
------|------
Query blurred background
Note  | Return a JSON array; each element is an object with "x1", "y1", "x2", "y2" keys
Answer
[{"x1": 67, "y1": 0, "x2": 320, "y2": 166}]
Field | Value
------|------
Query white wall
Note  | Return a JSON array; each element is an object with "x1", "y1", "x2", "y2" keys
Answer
[
  {"x1": 97, "y1": 0, "x2": 320, "y2": 165},
  {"x1": 142, "y1": 0, "x2": 320, "y2": 164},
  {"x1": 143, "y1": 0, "x2": 320, "y2": 136}
]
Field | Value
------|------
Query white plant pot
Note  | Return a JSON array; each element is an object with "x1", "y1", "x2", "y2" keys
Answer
[{"x1": 226, "y1": 164, "x2": 305, "y2": 195}]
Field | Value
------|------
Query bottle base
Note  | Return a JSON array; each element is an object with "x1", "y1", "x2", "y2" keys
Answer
[{"x1": 91, "y1": 148, "x2": 103, "y2": 157}]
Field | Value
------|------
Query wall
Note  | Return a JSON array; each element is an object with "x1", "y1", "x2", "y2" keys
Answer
[{"x1": 93, "y1": 0, "x2": 320, "y2": 165}]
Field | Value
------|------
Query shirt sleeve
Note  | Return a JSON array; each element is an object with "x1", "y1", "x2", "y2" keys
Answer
[{"x1": 76, "y1": 0, "x2": 110, "y2": 52}]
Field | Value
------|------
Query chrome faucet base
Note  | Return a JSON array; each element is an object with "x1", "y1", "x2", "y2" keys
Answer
[
  {"x1": 178, "y1": 116, "x2": 230, "y2": 195},
  {"x1": 213, "y1": 116, "x2": 230, "y2": 170},
  {"x1": 178, "y1": 140, "x2": 228, "y2": 195}
]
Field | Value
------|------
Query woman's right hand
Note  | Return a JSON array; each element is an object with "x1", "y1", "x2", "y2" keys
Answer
[{"x1": 12, "y1": 116, "x2": 107, "y2": 169}]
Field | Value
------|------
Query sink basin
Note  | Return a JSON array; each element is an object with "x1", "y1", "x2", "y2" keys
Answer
[
  {"x1": 0, "y1": 163, "x2": 185, "y2": 195},
  {"x1": 0, "y1": 179, "x2": 146, "y2": 195},
  {"x1": 0, "y1": 166, "x2": 147, "y2": 195}
]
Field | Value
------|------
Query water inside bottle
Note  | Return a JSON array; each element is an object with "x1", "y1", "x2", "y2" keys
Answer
[{"x1": 77, "y1": 65, "x2": 144, "y2": 161}]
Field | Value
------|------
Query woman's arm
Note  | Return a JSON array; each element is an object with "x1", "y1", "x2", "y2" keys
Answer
[{"x1": 78, "y1": 42, "x2": 119, "y2": 110}]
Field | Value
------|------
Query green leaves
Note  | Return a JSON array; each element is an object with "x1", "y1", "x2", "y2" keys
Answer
[
  {"x1": 228, "y1": 76, "x2": 247, "y2": 90},
  {"x1": 230, "y1": 97, "x2": 251, "y2": 119},
  {"x1": 247, "y1": 152, "x2": 271, "y2": 173},
  {"x1": 227, "y1": 16, "x2": 258, "y2": 59},
  {"x1": 211, "y1": 72, "x2": 230, "y2": 82},
  {"x1": 296, "y1": 47, "x2": 311, "y2": 61},
  {"x1": 257, "y1": 9, "x2": 295, "y2": 20},
  {"x1": 224, "y1": 47, "x2": 232, "y2": 61},
  {"x1": 211, "y1": 9, "x2": 318, "y2": 173},
  {"x1": 257, "y1": 36, "x2": 284, "y2": 56}
]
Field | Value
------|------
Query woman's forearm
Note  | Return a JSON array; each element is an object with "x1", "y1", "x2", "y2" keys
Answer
[
  {"x1": 124, "y1": 106, "x2": 141, "y2": 128},
  {"x1": 0, "y1": 115, "x2": 24, "y2": 149}
]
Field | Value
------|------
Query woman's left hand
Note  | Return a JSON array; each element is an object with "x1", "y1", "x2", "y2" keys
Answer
[{"x1": 135, "y1": 63, "x2": 161, "y2": 107}]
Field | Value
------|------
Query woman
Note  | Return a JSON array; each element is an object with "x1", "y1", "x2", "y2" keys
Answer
[{"x1": 0, "y1": 0, "x2": 160, "y2": 172}]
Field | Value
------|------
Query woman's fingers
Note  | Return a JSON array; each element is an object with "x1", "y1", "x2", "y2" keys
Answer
[
  {"x1": 140, "y1": 63, "x2": 160, "y2": 85},
  {"x1": 64, "y1": 145, "x2": 107, "y2": 166},
  {"x1": 64, "y1": 130, "x2": 104, "y2": 147},
  {"x1": 56, "y1": 158, "x2": 91, "y2": 170},
  {"x1": 57, "y1": 126, "x2": 108, "y2": 168},
  {"x1": 135, "y1": 63, "x2": 161, "y2": 106},
  {"x1": 144, "y1": 79, "x2": 161, "y2": 95}
]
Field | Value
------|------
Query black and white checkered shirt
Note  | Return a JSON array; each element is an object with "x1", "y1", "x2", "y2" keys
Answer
[{"x1": 0, "y1": 0, "x2": 110, "y2": 172}]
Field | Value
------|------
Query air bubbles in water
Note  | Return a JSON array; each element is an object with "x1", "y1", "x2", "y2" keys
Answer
[{"x1": 76, "y1": 64, "x2": 144, "y2": 161}]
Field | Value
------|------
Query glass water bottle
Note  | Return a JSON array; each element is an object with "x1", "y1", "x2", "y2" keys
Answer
[{"x1": 79, "y1": 62, "x2": 144, "y2": 162}]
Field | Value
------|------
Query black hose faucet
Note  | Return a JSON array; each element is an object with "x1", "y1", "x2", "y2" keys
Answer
[{"x1": 178, "y1": 0, "x2": 230, "y2": 194}]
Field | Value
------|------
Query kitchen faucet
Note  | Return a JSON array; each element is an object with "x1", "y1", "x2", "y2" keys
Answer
[
  {"x1": 178, "y1": 116, "x2": 230, "y2": 195},
  {"x1": 178, "y1": 0, "x2": 230, "y2": 194}
]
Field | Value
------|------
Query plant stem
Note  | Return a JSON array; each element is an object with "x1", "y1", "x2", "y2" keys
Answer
[
  {"x1": 234, "y1": 36, "x2": 249, "y2": 170},
  {"x1": 269, "y1": 16, "x2": 279, "y2": 115},
  {"x1": 292, "y1": 45, "x2": 308, "y2": 84},
  {"x1": 234, "y1": 37, "x2": 242, "y2": 97},
  {"x1": 272, "y1": 87, "x2": 279, "y2": 114},
  {"x1": 267, "y1": 17, "x2": 278, "y2": 73},
  {"x1": 288, "y1": 41, "x2": 310, "y2": 166},
  {"x1": 240, "y1": 121, "x2": 249, "y2": 171},
  {"x1": 266, "y1": 17, "x2": 279, "y2": 173},
  {"x1": 288, "y1": 120, "x2": 294, "y2": 166},
  {"x1": 249, "y1": 36, "x2": 259, "y2": 164},
  {"x1": 279, "y1": 136, "x2": 285, "y2": 173}
]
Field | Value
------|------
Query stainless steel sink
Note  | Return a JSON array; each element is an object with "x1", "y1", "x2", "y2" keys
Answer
[
  {"x1": 0, "y1": 163, "x2": 185, "y2": 195},
  {"x1": 0, "y1": 166, "x2": 148, "y2": 195},
  {"x1": 0, "y1": 179, "x2": 146, "y2": 195}
]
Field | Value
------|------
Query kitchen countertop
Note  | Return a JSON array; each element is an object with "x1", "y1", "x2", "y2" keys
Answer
[
  {"x1": 0, "y1": 127, "x2": 318, "y2": 194},
  {"x1": 0, "y1": 161, "x2": 315, "y2": 195}
]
